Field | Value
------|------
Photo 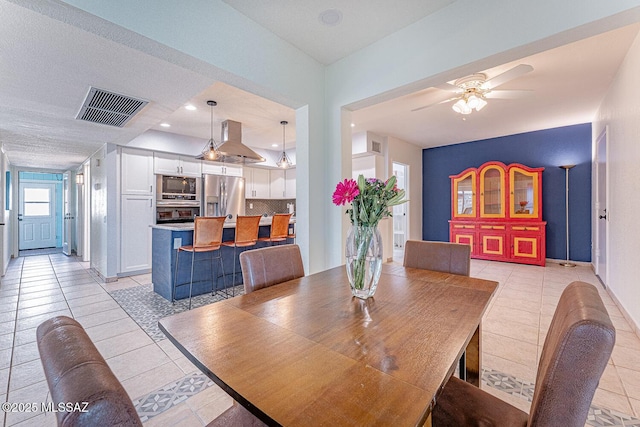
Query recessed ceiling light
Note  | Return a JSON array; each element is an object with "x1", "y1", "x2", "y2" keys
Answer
[
  {"x1": 272, "y1": 143, "x2": 279, "y2": 147},
  {"x1": 319, "y1": 9, "x2": 343, "y2": 27},
  {"x1": 185, "y1": 104, "x2": 196, "y2": 111},
  {"x1": 350, "y1": 123, "x2": 355, "y2": 128},
  {"x1": 160, "y1": 123, "x2": 171, "y2": 127}
]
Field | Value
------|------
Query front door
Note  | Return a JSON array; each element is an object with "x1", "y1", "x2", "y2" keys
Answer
[{"x1": 19, "y1": 181, "x2": 57, "y2": 250}]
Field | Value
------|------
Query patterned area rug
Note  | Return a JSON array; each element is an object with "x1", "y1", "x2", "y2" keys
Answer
[
  {"x1": 109, "y1": 283, "x2": 244, "y2": 341},
  {"x1": 133, "y1": 373, "x2": 214, "y2": 422},
  {"x1": 483, "y1": 368, "x2": 640, "y2": 426}
]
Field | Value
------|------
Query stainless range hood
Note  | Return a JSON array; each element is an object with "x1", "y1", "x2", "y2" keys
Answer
[{"x1": 198, "y1": 120, "x2": 265, "y2": 164}]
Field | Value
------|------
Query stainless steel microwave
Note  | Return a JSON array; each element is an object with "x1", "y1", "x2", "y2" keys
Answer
[{"x1": 156, "y1": 175, "x2": 201, "y2": 203}]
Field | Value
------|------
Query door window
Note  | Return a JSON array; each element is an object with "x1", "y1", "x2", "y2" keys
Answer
[{"x1": 23, "y1": 188, "x2": 51, "y2": 216}]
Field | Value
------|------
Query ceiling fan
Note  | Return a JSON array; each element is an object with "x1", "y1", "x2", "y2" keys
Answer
[{"x1": 412, "y1": 64, "x2": 534, "y2": 114}]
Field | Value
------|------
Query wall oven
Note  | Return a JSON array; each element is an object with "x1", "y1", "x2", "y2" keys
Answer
[{"x1": 156, "y1": 206, "x2": 200, "y2": 224}]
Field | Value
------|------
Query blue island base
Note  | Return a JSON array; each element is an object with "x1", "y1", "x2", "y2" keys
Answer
[{"x1": 152, "y1": 225, "x2": 290, "y2": 301}]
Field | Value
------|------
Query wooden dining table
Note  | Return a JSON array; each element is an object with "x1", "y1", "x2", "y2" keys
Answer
[{"x1": 159, "y1": 263, "x2": 498, "y2": 426}]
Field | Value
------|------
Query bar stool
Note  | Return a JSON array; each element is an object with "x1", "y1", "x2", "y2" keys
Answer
[
  {"x1": 173, "y1": 216, "x2": 226, "y2": 309},
  {"x1": 221, "y1": 215, "x2": 261, "y2": 297},
  {"x1": 287, "y1": 222, "x2": 296, "y2": 243},
  {"x1": 258, "y1": 213, "x2": 292, "y2": 245}
]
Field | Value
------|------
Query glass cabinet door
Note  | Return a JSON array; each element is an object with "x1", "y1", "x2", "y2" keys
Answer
[
  {"x1": 480, "y1": 166, "x2": 505, "y2": 217},
  {"x1": 452, "y1": 171, "x2": 475, "y2": 218},
  {"x1": 510, "y1": 168, "x2": 539, "y2": 218}
]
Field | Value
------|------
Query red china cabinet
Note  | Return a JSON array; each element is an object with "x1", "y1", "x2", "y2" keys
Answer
[{"x1": 449, "y1": 161, "x2": 546, "y2": 266}]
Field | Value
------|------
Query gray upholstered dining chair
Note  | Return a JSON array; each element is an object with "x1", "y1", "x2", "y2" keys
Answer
[
  {"x1": 403, "y1": 240, "x2": 471, "y2": 276},
  {"x1": 432, "y1": 281, "x2": 616, "y2": 427},
  {"x1": 239, "y1": 244, "x2": 304, "y2": 294}
]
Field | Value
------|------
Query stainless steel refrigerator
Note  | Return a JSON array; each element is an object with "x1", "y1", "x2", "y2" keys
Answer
[{"x1": 202, "y1": 174, "x2": 245, "y2": 221}]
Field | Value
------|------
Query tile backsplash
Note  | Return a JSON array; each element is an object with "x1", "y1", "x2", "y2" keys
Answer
[{"x1": 245, "y1": 199, "x2": 295, "y2": 216}]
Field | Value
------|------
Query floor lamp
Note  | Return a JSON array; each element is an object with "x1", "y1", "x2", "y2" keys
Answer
[{"x1": 559, "y1": 165, "x2": 576, "y2": 267}]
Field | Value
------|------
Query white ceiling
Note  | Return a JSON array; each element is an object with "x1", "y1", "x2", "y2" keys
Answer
[
  {"x1": 221, "y1": 0, "x2": 456, "y2": 65},
  {"x1": 151, "y1": 82, "x2": 297, "y2": 151},
  {"x1": 0, "y1": 1, "x2": 639, "y2": 171}
]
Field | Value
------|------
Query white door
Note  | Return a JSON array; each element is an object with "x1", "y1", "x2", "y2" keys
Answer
[
  {"x1": 62, "y1": 172, "x2": 72, "y2": 255},
  {"x1": 19, "y1": 182, "x2": 57, "y2": 250},
  {"x1": 596, "y1": 128, "x2": 608, "y2": 286},
  {"x1": 392, "y1": 162, "x2": 408, "y2": 262},
  {"x1": 121, "y1": 195, "x2": 153, "y2": 273}
]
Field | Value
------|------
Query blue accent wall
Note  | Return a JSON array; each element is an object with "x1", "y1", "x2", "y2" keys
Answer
[{"x1": 422, "y1": 123, "x2": 592, "y2": 262}]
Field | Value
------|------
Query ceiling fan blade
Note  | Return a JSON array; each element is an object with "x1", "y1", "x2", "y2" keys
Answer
[
  {"x1": 485, "y1": 90, "x2": 533, "y2": 99},
  {"x1": 483, "y1": 64, "x2": 533, "y2": 90},
  {"x1": 411, "y1": 96, "x2": 459, "y2": 112},
  {"x1": 435, "y1": 82, "x2": 462, "y2": 93}
]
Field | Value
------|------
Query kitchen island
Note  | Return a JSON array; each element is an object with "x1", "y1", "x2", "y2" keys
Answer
[{"x1": 151, "y1": 217, "x2": 295, "y2": 301}]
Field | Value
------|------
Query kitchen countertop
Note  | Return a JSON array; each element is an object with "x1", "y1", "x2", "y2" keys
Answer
[{"x1": 151, "y1": 216, "x2": 295, "y2": 231}]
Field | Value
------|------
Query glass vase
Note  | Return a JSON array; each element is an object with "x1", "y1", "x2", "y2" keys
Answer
[{"x1": 345, "y1": 224, "x2": 383, "y2": 299}]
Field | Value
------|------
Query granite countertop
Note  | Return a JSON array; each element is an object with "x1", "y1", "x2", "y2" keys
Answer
[{"x1": 151, "y1": 216, "x2": 295, "y2": 231}]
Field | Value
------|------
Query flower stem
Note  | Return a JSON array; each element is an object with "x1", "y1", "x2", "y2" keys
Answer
[{"x1": 352, "y1": 225, "x2": 374, "y2": 290}]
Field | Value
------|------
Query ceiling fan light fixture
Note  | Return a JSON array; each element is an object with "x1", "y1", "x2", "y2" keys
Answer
[
  {"x1": 466, "y1": 94, "x2": 480, "y2": 109},
  {"x1": 452, "y1": 99, "x2": 465, "y2": 113},
  {"x1": 476, "y1": 97, "x2": 488, "y2": 111},
  {"x1": 452, "y1": 90, "x2": 487, "y2": 115},
  {"x1": 452, "y1": 98, "x2": 473, "y2": 114}
]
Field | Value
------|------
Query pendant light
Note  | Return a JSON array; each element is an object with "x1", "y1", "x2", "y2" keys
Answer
[
  {"x1": 201, "y1": 100, "x2": 220, "y2": 161},
  {"x1": 276, "y1": 120, "x2": 292, "y2": 169}
]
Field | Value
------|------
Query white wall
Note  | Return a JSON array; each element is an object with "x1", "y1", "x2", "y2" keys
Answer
[
  {"x1": 593, "y1": 30, "x2": 640, "y2": 329},
  {"x1": 352, "y1": 155, "x2": 377, "y2": 179},
  {"x1": 0, "y1": 151, "x2": 11, "y2": 274},
  {"x1": 89, "y1": 144, "x2": 119, "y2": 280},
  {"x1": 89, "y1": 146, "x2": 107, "y2": 276}
]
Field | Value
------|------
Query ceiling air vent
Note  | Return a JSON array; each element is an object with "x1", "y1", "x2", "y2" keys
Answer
[
  {"x1": 76, "y1": 87, "x2": 148, "y2": 127},
  {"x1": 370, "y1": 139, "x2": 382, "y2": 154}
]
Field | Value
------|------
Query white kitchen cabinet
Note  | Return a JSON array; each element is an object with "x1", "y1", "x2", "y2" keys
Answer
[
  {"x1": 270, "y1": 169, "x2": 286, "y2": 199},
  {"x1": 120, "y1": 195, "x2": 154, "y2": 273},
  {"x1": 121, "y1": 148, "x2": 154, "y2": 195},
  {"x1": 285, "y1": 168, "x2": 296, "y2": 199},
  {"x1": 202, "y1": 162, "x2": 243, "y2": 177},
  {"x1": 154, "y1": 153, "x2": 201, "y2": 177},
  {"x1": 244, "y1": 167, "x2": 270, "y2": 199}
]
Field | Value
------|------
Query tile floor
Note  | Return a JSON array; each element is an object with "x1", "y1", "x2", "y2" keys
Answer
[{"x1": 0, "y1": 253, "x2": 638, "y2": 426}]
